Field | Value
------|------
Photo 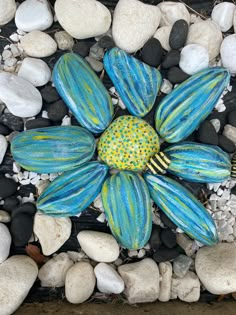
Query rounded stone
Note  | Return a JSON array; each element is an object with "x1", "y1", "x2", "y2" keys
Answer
[
  {"x1": 211, "y1": 2, "x2": 235, "y2": 32},
  {"x1": 0, "y1": 0, "x2": 16, "y2": 26},
  {"x1": 158, "y1": 2, "x2": 190, "y2": 26},
  {"x1": 10, "y1": 214, "x2": 33, "y2": 247},
  {"x1": 228, "y1": 110, "x2": 236, "y2": 128},
  {"x1": 54, "y1": 31, "x2": 74, "y2": 51},
  {"x1": 141, "y1": 38, "x2": 163, "y2": 67},
  {"x1": 0, "y1": 178, "x2": 17, "y2": 198},
  {"x1": 154, "y1": 26, "x2": 172, "y2": 51},
  {"x1": 167, "y1": 67, "x2": 189, "y2": 84},
  {"x1": 98, "y1": 115, "x2": 159, "y2": 171},
  {"x1": 26, "y1": 118, "x2": 52, "y2": 130},
  {"x1": 162, "y1": 50, "x2": 180, "y2": 69},
  {"x1": 221, "y1": 34, "x2": 236, "y2": 74},
  {"x1": 0, "y1": 135, "x2": 7, "y2": 164},
  {"x1": 196, "y1": 121, "x2": 219, "y2": 145},
  {"x1": 47, "y1": 100, "x2": 68, "y2": 121},
  {"x1": 169, "y1": 19, "x2": 188, "y2": 50},
  {"x1": 219, "y1": 135, "x2": 236, "y2": 154},
  {"x1": 0, "y1": 223, "x2": 11, "y2": 263}
]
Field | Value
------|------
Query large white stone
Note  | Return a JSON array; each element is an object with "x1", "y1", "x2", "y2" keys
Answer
[
  {"x1": 55, "y1": 0, "x2": 111, "y2": 40},
  {"x1": 94, "y1": 263, "x2": 125, "y2": 294},
  {"x1": 157, "y1": 1, "x2": 190, "y2": 26},
  {"x1": 187, "y1": 20, "x2": 223, "y2": 60},
  {"x1": 223, "y1": 124, "x2": 236, "y2": 144},
  {"x1": 18, "y1": 57, "x2": 51, "y2": 87},
  {"x1": 211, "y1": 2, "x2": 235, "y2": 32},
  {"x1": 0, "y1": 72, "x2": 42, "y2": 118},
  {"x1": 15, "y1": 0, "x2": 53, "y2": 32},
  {"x1": 179, "y1": 44, "x2": 209, "y2": 75},
  {"x1": 112, "y1": 0, "x2": 161, "y2": 53},
  {"x1": 0, "y1": 256, "x2": 38, "y2": 315},
  {"x1": 118, "y1": 258, "x2": 159, "y2": 304},
  {"x1": 158, "y1": 262, "x2": 172, "y2": 302},
  {"x1": 38, "y1": 253, "x2": 74, "y2": 287},
  {"x1": 0, "y1": 135, "x2": 7, "y2": 164},
  {"x1": 0, "y1": 223, "x2": 11, "y2": 263},
  {"x1": 34, "y1": 212, "x2": 72, "y2": 256},
  {"x1": 20, "y1": 31, "x2": 57, "y2": 58},
  {"x1": 77, "y1": 230, "x2": 119, "y2": 263},
  {"x1": 65, "y1": 261, "x2": 96, "y2": 304},
  {"x1": 195, "y1": 242, "x2": 236, "y2": 294},
  {"x1": 171, "y1": 272, "x2": 200, "y2": 302},
  {"x1": 0, "y1": 0, "x2": 16, "y2": 26},
  {"x1": 221, "y1": 34, "x2": 236, "y2": 74},
  {"x1": 154, "y1": 26, "x2": 171, "y2": 51}
]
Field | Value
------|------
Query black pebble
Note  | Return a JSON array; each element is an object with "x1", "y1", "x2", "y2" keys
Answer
[
  {"x1": 0, "y1": 113, "x2": 24, "y2": 131},
  {"x1": 71, "y1": 116, "x2": 81, "y2": 126},
  {"x1": 47, "y1": 100, "x2": 68, "y2": 121},
  {"x1": 73, "y1": 41, "x2": 90, "y2": 57},
  {"x1": 98, "y1": 36, "x2": 115, "y2": 49},
  {"x1": 160, "y1": 228, "x2": 177, "y2": 249},
  {"x1": 218, "y1": 135, "x2": 236, "y2": 153},
  {"x1": 141, "y1": 38, "x2": 163, "y2": 68},
  {"x1": 231, "y1": 185, "x2": 236, "y2": 195},
  {"x1": 10, "y1": 213, "x2": 33, "y2": 246},
  {"x1": 228, "y1": 110, "x2": 236, "y2": 127},
  {"x1": 0, "y1": 123, "x2": 10, "y2": 136},
  {"x1": 196, "y1": 121, "x2": 218, "y2": 145},
  {"x1": 26, "y1": 118, "x2": 52, "y2": 130},
  {"x1": 162, "y1": 50, "x2": 180, "y2": 69},
  {"x1": 3, "y1": 196, "x2": 19, "y2": 212},
  {"x1": 153, "y1": 246, "x2": 180, "y2": 263},
  {"x1": 167, "y1": 67, "x2": 189, "y2": 84},
  {"x1": 169, "y1": 19, "x2": 189, "y2": 50},
  {"x1": 149, "y1": 225, "x2": 162, "y2": 251},
  {"x1": 0, "y1": 155, "x2": 14, "y2": 175},
  {"x1": 41, "y1": 85, "x2": 61, "y2": 103},
  {"x1": 160, "y1": 211, "x2": 177, "y2": 229},
  {"x1": 0, "y1": 178, "x2": 17, "y2": 198},
  {"x1": 17, "y1": 184, "x2": 37, "y2": 198},
  {"x1": 12, "y1": 202, "x2": 37, "y2": 219}
]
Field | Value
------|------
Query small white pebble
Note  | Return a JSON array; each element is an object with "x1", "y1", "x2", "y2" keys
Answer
[
  {"x1": 30, "y1": 175, "x2": 41, "y2": 186},
  {"x1": 176, "y1": 227, "x2": 184, "y2": 233},
  {"x1": 2, "y1": 50, "x2": 12, "y2": 60},
  {"x1": 217, "y1": 188, "x2": 224, "y2": 196},
  {"x1": 23, "y1": 171, "x2": 29, "y2": 179},
  {"x1": 61, "y1": 115, "x2": 71, "y2": 126},
  {"x1": 9, "y1": 33, "x2": 19, "y2": 42},
  {"x1": 137, "y1": 249, "x2": 146, "y2": 258},
  {"x1": 20, "y1": 179, "x2": 31, "y2": 185},
  {"x1": 96, "y1": 212, "x2": 106, "y2": 223},
  {"x1": 22, "y1": 193, "x2": 35, "y2": 203},
  {"x1": 17, "y1": 29, "x2": 26, "y2": 36},
  {"x1": 42, "y1": 111, "x2": 49, "y2": 119},
  {"x1": 49, "y1": 173, "x2": 58, "y2": 181},
  {"x1": 118, "y1": 98, "x2": 126, "y2": 109},
  {"x1": 40, "y1": 174, "x2": 50, "y2": 180},
  {"x1": 13, "y1": 162, "x2": 21, "y2": 173},
  {"x1": 29, "y1": 172, "x2": 38, "y2": 179},
  {"x1": 112, "y1": 98, "x2": 119, "y2": 105},
  {"x1": 128, "y1": 250, "x2": 138, "y2": 257},
  {"x1": 160, "y1": 78, "x2": 173, "y2": 94}
]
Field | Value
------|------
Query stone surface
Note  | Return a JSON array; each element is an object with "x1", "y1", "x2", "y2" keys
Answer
[
  {"x1": 3, "y1": 196, "x2": 19, "y2": 212},
  {"x1": 77, "y1": 230, "x2": 119, "y2": 263},
  {"x1": 218, "y1": 135, "x2": 236, "y2": 154},
  {"x1": 73, "y1": 41, "x2": 90, "y2": 58},
  {"x1": 20, "y1": 31, "x2": 57, "y2": 58},
  {"x1": 0, "y1": 113, "x2": 24, "y2": 131},
  {"x1": 197, "y1": 120, "x2": 219, "y2": 145},
  {"x1": 179, "y1": 44, "x2": 209, "y2": 75},
  {"x1": 0, "y1": 210, "x2": 11, "y2": 223},
  {"x1": 118, "y1": 258, "x2": 159, "y2": 304},
  {"x1": 141, "y1": 38, "x2": 163, "y2": 67},
  {"x1": 0, "y1": 178, "x2": 17, "y2": 198},
  {"x1": 38, "y1": 253, "x2": 74, "y2": 287},
  {"x1": 65, "y1": 261, "x2": 96, "y2": 304},
  {"x1": 210, "y1": 118, "x2": 221, "y2": 133},
  {"x1": 54, "y1": 31, "x2": 74, "y2": 51},
  {"x1": 169, "y1": 19, "x2": 188, "y2": 50},
  {"x1": 162, "y1": 50, "x2": 180, "y2": 69},
  {"x1": 160, "y1": 210, "x2": 177, "y2": 229},
  {"x1": 195, "y1": 242, "x2": 236, "y2": 294},
  {"x1": 26, "y1": 118, "x2": 52, "y2": 130},
  {"x1": 0, "y1": 0, "x2": 16, "y2": 26},
  {"x1": 223, "y1": 124, "x2": 236, "y2": 144},
  {"x1": 173, "y1": 255, "x2": 193, "y2": 278},
  {"x1": 10, "y1": 214, "x2": 33, "y2": 247},
  {"x1": 15, "y1": 0, "x2": 53, "y2": 32},
  {"x1": 98, "y1": 35, "x2": 115, "y2": 49},
  {"x1": 94, "y1": 263, "x2": 125, "y2": 294},
  {"x1": 159, "y1": 262, "x2": 172, "y2": 302},
  {"x1": 153, "y1": 247, "x2": 180, "y2": 263},
  {"x1": 160, "y1": 228, "x2": 177, "y2": 249},
  {"x1": 47, "y1": 100, "x2": 68, "y2": 121},
  {"x1": 12, "y1": 203, "x2": 37, "y2": 218},
  {"x1": 176, "y1": 233, "x2": 195, "y2": 257},
  {"x1": 211, "y1": 2, "x2": 235, "y2": 32},
  {"x1": 34, "y1": 212, "x2": 72, "y2": 256},
  {"x1": 0, "y1": 223, "x2": 11, "y2": 263},
  {"x1": 18, "y1": 57, "x2": 51, "y2": 87},
  {"x1": 0, "y1": 124, "x2": 10, "y2": 136},
  {"x1": 0, "y1": 135, "x2": 7, "y2": 164},
  {"x1": 158, "y1": 1, "x2": 190, "y2": 26},
  {"x1": 149, "y1": 225, "x2": 162, "y2": 251},
  {"x1": 112, "y1": 0, "x2": 161, "y2": 53},
  {"x1": 187, "y1": 20, "x2": 223, "y2": 60},
  {"x1": 0, "y1": 255, "x2": 38, "y2": 315},
  {"x1": 167, "y1": 67, "x2": 189, "y2": 84},
  {"x1": 85, "y1": 56, "x2": 104, "y2": 72},
  {"x1": 221, "y1": 34, "x2": 236, "y2": 74},
  {"x1": 55, "y1": 0, "x2": 111, "y2": 40},
  {"x1": 154, "y1": 26, "x2": 171, "y2": 51},
  {"x1": 41, "y1": 85, "x2": 60, "y2": 103},
  {"x1": 0, "y1": 73, "x2": 42, "y2": 117},
  {"x1": 171, "y1": 271, "x2": 200, "y2": 302},
  {"x1": 228, "y1": 110, "x2": 236, "y2": 128}
]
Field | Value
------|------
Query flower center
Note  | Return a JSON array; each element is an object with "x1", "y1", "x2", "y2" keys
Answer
[{"x1": 98, "y1": 115, "x2": 160, "y2": 171}]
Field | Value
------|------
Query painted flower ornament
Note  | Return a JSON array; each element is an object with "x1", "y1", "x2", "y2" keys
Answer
[{"x1": 11, "y1": 48, "x2": 232, "y2": 250}]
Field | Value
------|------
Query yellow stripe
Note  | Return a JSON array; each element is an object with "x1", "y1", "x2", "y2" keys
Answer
[
  {"x1": 147, "y1": 163, "x2": 157, "y2": 174},
  {"x1": 160, "y1": 152, "x2": 171, "y2": 164},
  {"x1": 150, "y1": 158, "x2": 165, "y2": 173},
  {"x1": 155, "y1": 154, "x2": 168, "y2": 169}
]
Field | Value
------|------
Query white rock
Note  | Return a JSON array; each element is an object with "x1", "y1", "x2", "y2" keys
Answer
[
  {"x1": 0, "y1": 256, "x2": 38, "y2": 315},
  {"x1": 187, "y1": 20, "x2": 223, "y2": 60},
  {"x1": 221, "y1": 34, "x2": 236, "y2": 74},
  {"x1": 0, "y1": 135, "x2": 7, "y2": 164},
  {"x1": 38, "y1": 253, "x2": 74, "y2": 287},
  {"x1": 176, "y1": 233, "x2": 195, "y2": 257},
  {"x1": 2, "y1": 50, "x2": 12, "y2": 60},
  {"x1": 0, "y1": 210, "x2": 11, "y2": 223},
  {"x1": 33, "y1": 212, "x2": 72, "y2": 256},
  {"x1": 15, "y1": 0, "x2": 53, "y2": 32},
  {"x1": 118, "y1": 258, "x2": 159, "y2": 304},
  {"x1": 210, "y1": 119, "x2": 221, "y2": 133},
  {"x1": 196, "y1": 242, "x2": 236, "y2": 294},
  {"x1": 55, "y1": 0, "x2": 111, "y2": 40},
  {"x1": 211, "y1": 2, "x2": 235, "y2": 32},
  {"x1": 112, "y1": 0, "x2": 161, "y2": 53},
  {"x1": 159, "y1": 262, "x2": 172, "y2": 302},
  {"x1": 65, "y1": 261, "x2": 96, "y2": 304},
  {"x1": 0, "y1": 72, "x2": 42, "y2": 118},
  {"x1": 179, "y1": 44, "x2": 209, "y2": 75},
  {"x1": 9, "y1": 33, "x2": 19, "y2": 42},
  {"x1": 36, "y1": 179, "x2": 50, "y2": 195},
  {"x1": 171, "y1": 272, "x2": 200, "y2": 302},
  {"x1": 54, "y1": 31, "x2": 74, "y2": 50},
  {"x1": 94, "y1": 263, "x2": 125, "y2": 294},
  {"x1": 157, "y1": 1, "x2": 190, "y2": 26},
  {"x1": 154, "y1": 26, "x2": 172, "y2": 51},
  {"x1": 0, "y1": 223, "x2": 11, "y2": 263},
  {"x1": 223, "y1": 124, "x2": 236, "y2": 144},
  {"x1": 20, "y1": 31, "x2": 57, "y2": 58},
  {"x1": 18, "y1": 57, "x2": 51, "y2": 87},
  {"x1": 160, "y1": 79, "x2": 173, "y2": 94},
  {"x1": 0, "y1": 0, "x2": 16, "y2": 26},
  {"x1": 77, "y1": 230, "x2": 119, "y2": 263}
]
